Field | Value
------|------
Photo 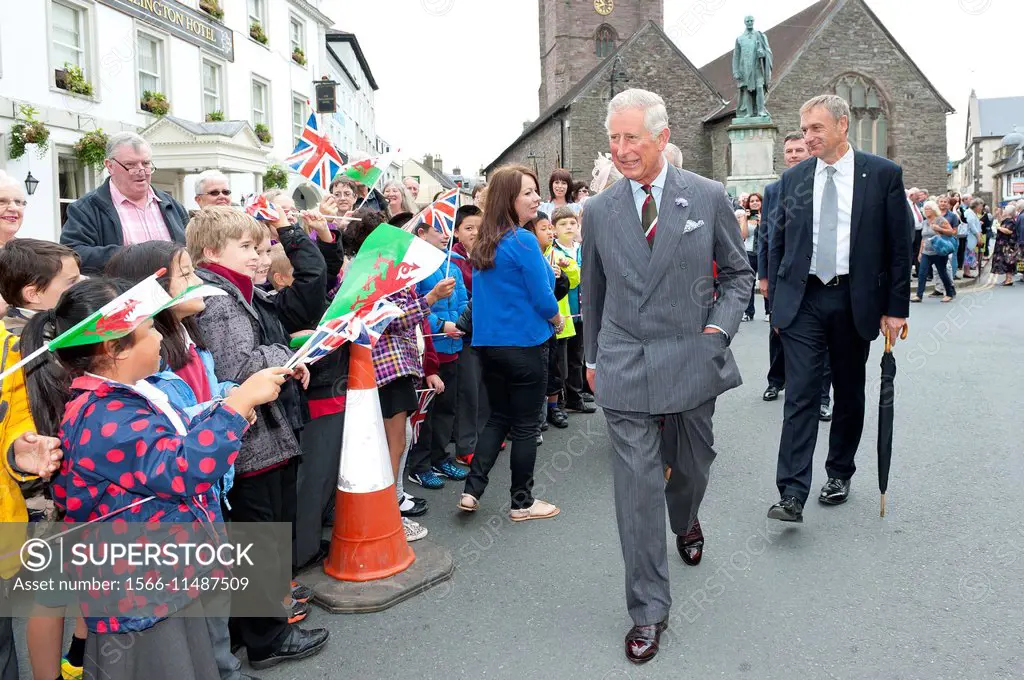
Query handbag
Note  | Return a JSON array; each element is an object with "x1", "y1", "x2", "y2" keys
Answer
[{"x1": 931, "y1": 234, "x2": 957, "y2": 256}]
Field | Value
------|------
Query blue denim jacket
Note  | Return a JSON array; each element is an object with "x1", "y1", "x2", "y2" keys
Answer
[{"x1": 146, "y1": 347, "x2": 238, "y2": 505}]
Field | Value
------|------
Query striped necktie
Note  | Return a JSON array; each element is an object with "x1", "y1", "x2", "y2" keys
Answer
[{"x1": 641, "y1": 184, "x2": 657, "y2": 247}]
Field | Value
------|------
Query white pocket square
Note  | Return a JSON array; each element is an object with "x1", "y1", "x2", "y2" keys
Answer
[{"x1": 683, "y1": 219, "x2": 705, "y2": 233}]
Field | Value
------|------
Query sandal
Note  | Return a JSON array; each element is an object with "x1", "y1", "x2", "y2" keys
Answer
[
  {"x1": 941, "y1": 296, "x2": 953, "y2": 303},
  {"x1": 457, "y1": 493, "x2": 479, "y2": 512},
  {"x1": 509, "y1": 499, "x2": 560, "y2": 522}
]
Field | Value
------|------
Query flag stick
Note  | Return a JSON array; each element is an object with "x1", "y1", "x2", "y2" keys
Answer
[
  {"x1": 0, "y1": 344, "x2": 49, "y2": 383},
  {"x1": 443, "y1": 191, "x2": 460, "y2": 278}
]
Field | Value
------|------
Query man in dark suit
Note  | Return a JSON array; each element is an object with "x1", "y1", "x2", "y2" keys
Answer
[
  {"x1": 61, "y1": 132, "x2": 187, "y2": 273},
  {"x1": 759, "y1": 132, "x2": 833, "y2": 419},
  {"x1": 766, "y1": 94, "x2": 911, "y2": 522}
]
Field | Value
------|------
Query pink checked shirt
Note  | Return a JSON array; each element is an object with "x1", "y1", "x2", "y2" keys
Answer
[{"x1": 109, "y1": 181, "x2": 172, "y2": 245}]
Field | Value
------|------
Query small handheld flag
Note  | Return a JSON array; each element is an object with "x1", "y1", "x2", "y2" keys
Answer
[
  {"x1": 408, "y1": 389, "x2": 435, "y2": 445},
  {"x1": 285, "y1": 111, "x2": 346, "y2": 190},
  {"x1": 245, "y1": 194, "x2": 279, "y2": 222}
]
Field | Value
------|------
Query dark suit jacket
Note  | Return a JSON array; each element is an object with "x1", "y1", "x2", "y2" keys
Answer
[
  {"x1": 60, "y1": 179, "x2": 188, "y2": 273},
  {"x1": 767, "y1": 150, "x2": 912, "y2": 341},
  {"x1": 757, "y1": 180, "x2": 780, "y2": 282}
]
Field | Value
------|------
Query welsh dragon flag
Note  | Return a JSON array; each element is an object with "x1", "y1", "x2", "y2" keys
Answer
[
  {"x1": 322, "y1": 223, "x2": 445, "y2": 322},
  {"x1": 340, "y1": 155, "x2": 388, "y2": 188}
]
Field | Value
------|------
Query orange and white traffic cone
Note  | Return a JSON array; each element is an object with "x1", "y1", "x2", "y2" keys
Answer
[{"x1": 324, "y1": 344, "x2": 414, "y2": 582}]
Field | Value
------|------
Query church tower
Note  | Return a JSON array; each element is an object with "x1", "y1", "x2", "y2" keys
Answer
[{"x1": 538, "y1": 0, "x2": 664, "y2": 111}]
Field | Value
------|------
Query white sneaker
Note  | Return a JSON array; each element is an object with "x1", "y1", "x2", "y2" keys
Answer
[
  {"x1": 402, "y1": 517, "x2": 427, "y2": 542},
  {"x1": 763, "y1": 313, "x2": 771, "y2": 322}
]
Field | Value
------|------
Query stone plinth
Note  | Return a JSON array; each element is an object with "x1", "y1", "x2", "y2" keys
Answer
[{"x1": 726, "y1": 121, "x2": 779, "y2": 197}]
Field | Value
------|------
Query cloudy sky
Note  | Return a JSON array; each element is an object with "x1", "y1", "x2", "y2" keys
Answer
[{"x1": 327, "y1": 0, "x2": 1015, "y2": 176}]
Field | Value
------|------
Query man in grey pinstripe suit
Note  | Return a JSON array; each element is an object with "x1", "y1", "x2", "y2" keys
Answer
[{"x1": 582, "y1": 89, "x2": 752, "y2": 664}]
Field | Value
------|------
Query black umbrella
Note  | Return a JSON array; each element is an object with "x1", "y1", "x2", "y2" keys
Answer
[{"x1": 878, "y1": 324, "x2": 907, "y2": 517}]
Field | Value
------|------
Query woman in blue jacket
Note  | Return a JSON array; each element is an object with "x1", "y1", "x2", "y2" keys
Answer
[{"x1": 459, "y1": 165, "x2": 562, "y2": 521}]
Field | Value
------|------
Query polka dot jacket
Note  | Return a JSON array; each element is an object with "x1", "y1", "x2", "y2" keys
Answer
[{"x1": 52, "y1": 375, "x2": 250, "y2": 634}]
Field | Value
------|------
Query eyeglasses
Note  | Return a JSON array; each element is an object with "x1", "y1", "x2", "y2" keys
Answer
[
  {"x1": 0, "y1": 198, "x2": 27, "y2": 209},
  {"x1": 110, "y1": 158, "x2": 155, "y2": 174},
  {"x1": 205, "y1": 189, "x2": 231, "y2": 197}
]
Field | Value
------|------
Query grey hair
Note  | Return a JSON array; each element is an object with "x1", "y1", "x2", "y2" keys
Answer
[
  {"x1": 969, "y1": 198, "x2": 984, "y2": 209},
  {"x1": 663, "y1": 142, "x2": 683, "y2": 168},
  {"x1": 605, "y1": 89, "x2": 669, "y2": 138},
  {"x1": 105, "y1": 131, "x2": 149, "y2": 159},
  {"x1": 1015, "y1": 199, "x2": 1024, "y2": 209},
  {"x1": 382, "y1": 181, "x2": 418, "y2": 214},
  {"x1": 799, "y1": 94, "x2": 851, "y2": 123},
  {"x1": 922, "y1": 200, "x2": 941, "y2": 217},
  {"x1": 195, "y1": 169, "x2": 229, "y2": 196}
]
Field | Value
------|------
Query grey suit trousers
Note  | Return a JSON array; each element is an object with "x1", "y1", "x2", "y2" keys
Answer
[{"x1": 604, "y1": 399, "x2": 717, "y2": 625}]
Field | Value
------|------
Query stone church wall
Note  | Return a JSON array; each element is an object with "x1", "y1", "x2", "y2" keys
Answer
[{"x1": 763, "y1": 0, "x2": 949, "y2": 191}]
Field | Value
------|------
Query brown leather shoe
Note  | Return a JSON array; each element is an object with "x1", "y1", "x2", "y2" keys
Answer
[
  {"x1": 625, "y1": 619, "x2": 667, "y2": 664},
  {"x1": 676, "y1": 517, "x2": 703, "y2": 566}
]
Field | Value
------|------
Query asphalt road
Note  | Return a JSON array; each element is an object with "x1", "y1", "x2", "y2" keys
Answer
[
  {"x1": 266, "y1": 277, "x2": 1021, "y2": 680},
  {"x1": 16, "y1": 276, "x2": 1022, "y2": 680}
]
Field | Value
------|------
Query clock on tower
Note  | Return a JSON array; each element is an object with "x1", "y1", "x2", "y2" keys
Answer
[{"x1": 594, "y1": 0, "x2": 614, "y2": 15}]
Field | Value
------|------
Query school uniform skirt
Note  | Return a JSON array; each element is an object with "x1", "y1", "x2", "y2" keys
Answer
[{"x1": 83, "y1": 601, "x2": 218, "y2": 680}]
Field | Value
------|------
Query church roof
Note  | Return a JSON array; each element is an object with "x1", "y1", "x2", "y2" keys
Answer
[
  {"x1": 486, "y1": 21, "x2": 725, "y2": 173},
  {"x1": 977, "y1": 97, "x2": 1024, "y2": 138},
  {"x1": 699, "y1": 0, "x2": 954, "y2": 122}
]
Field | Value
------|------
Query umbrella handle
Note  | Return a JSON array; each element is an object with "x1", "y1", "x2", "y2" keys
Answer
[{"x1": 884, "y1": 323, "x2": 909, "y2": 353}]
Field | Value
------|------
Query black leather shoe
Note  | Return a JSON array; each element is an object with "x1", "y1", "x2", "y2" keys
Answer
[
  {"x1": 625, "y1": 619, "x2": 667, "y2": 664},
  {"x1": 676, "y1": 518, "x2": 703, "y2": 566},
  {"x1": 819, "y1": 404, "x2": 832, "y2": 421},
  {"x1": 249, "y1": 627, "x2": 329, "y2": 670},
  {"x1": 565, "y1": 400, "x2": 597, "y2": 413},
  {"x1": 818, "y1": 477, "x2": 850, "y2": 505},
  {"x1": 581, "y1": 392, "x2": 596, "y2": 403},
  {"x1": 400, "y1": 496, "x2": 428, "y2": 518},
  {"x1": 763, "y1": 385, "x2": 782, "y2": 401},
  {"x1": 767, "y1": 496, "x2": 804, "y2": 522},
  {"x1": 547, "y1": 408, "x2": 569, "y2": 429}
]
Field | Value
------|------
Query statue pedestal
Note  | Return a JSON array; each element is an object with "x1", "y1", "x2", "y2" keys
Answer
[{"x1": 726, "y1": 120, "x2": 778, "y2": 197}]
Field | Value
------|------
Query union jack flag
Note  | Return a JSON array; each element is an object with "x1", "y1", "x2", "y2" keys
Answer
[
  {"x1": 285, "y1": 299, "x2": 403, "y2": 369},
  {"x1": 411, "y1": 188, "x2": 460, "y2": 239},
  {"x1": 244, "y1": 193, "x2": 278, "y2": 221},
  {"x1": 408, "y1": 389, "x2": 435, "y2": 444},
  {"x1": 284, "y1": 111, "x2": 346, "y2": 190}
]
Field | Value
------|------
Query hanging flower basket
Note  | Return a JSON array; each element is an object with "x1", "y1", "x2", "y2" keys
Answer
[
  {"x1": 74, "y1": 129, "x2": 109, "y2": 169},
  {"x1": 263, "y1": 165, "x2": 289, "y2": 190},
  {"x1": 9, "y1": 105, "x2": 50, "y2": 160}
]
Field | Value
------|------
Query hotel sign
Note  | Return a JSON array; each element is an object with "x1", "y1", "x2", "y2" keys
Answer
[{"x1": 98, "y1": 0, "x2": 234, "y2": 61}]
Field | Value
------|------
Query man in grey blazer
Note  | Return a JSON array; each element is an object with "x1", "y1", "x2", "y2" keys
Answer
[{"x1": 582, "y1": 89, "x2": 752, "y2": 664}]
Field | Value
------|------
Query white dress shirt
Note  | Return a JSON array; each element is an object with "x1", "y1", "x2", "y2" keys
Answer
[
  {"x1": 627, "y1": 159, "x2": 668, "y2": 221},
  {"x1": 809, "y1": 144, "x2": 854, "y2": 277}
]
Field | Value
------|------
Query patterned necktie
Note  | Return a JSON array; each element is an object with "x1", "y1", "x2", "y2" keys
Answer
[
  {"x1": 641, "y1": 184, "x2": 657, "y2": 248},
  {"x1": 816, "y1": 166, "x2": 838, "y2": 283}
]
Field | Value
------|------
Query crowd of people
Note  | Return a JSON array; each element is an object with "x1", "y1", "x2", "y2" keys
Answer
[
  {"x1": 1, "y1": 92, "x2": 1022, "y2": 677},
  {"x1": 0, "y1": 128, "x2": 606, "y2": 679}
]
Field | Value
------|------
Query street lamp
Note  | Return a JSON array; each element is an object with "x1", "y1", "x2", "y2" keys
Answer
[{"x1": 24, "y1": 171, "x2": 39, "y2": 196}]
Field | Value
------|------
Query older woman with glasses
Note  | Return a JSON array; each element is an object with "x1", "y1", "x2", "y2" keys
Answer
[
  {"x1": 193, "y1": 169, "x2": 233, "y2": 208},
  {"x1": 61, "y1": 131, "x2": 189, "y2": 273}
]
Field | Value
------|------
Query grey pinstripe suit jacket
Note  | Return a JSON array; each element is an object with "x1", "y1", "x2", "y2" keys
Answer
[{"x1": 582, "y1": 165, "x2": 753, "y2": 415}]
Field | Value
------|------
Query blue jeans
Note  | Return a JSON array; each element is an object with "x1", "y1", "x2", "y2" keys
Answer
[{"x1": 918, "y1": 253, "x2": 955, "y2": 298}]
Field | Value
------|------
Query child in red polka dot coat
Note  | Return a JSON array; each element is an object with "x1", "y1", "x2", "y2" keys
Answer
[{"x1": 21, "y1": 279, "x2": 289, "y2": 675}]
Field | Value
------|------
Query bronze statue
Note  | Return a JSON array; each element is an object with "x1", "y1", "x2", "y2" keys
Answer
[{"x1": 732, "y1": 15, "x2": 773, "y2": 119}]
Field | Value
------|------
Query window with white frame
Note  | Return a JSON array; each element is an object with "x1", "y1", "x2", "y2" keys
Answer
[
  {"x1": 289, "y1": 16, "x2": 305, "y2": 56},
  {"x1": 248, "y1": 0, "x2": 266, "y2": 28},
  {"x1": 251, "y1": 78, "x2": 269, "y2": 127},
  {"x1": 202, "y1": 59, "x2": 223, "y2": 118},
  {"x1": 292, "y1": 96, "x2": 306, "y2": 147},
  {"x1": 51, "y1": 0, "x2": 88, "y2": 79},
  {"x1": 137, "y1": 31, "x2": 164, "y2": 98}
]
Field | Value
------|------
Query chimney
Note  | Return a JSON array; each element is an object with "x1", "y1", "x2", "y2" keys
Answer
[
  {"x1": 434, "y1": 155, "x2": 444, "y2": 173},
  {"x1": 423, "y1": 154, "x2": 434, "y2": 170},
  {"x1": 453, "y1": 166, "x2": 461, "y2": 175}
]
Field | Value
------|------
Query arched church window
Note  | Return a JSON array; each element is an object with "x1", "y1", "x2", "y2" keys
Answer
[
  {"x1": 833, "y1": 74, "x2": 889, "y2": 157},
  {"x1": 595, "y1": 24, "x2": 618, "y2": 58}
]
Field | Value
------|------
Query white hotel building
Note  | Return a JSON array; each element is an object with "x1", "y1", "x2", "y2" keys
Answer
[{"x1": 0, "y1": 0, "x2": 385, "y2": 242}]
